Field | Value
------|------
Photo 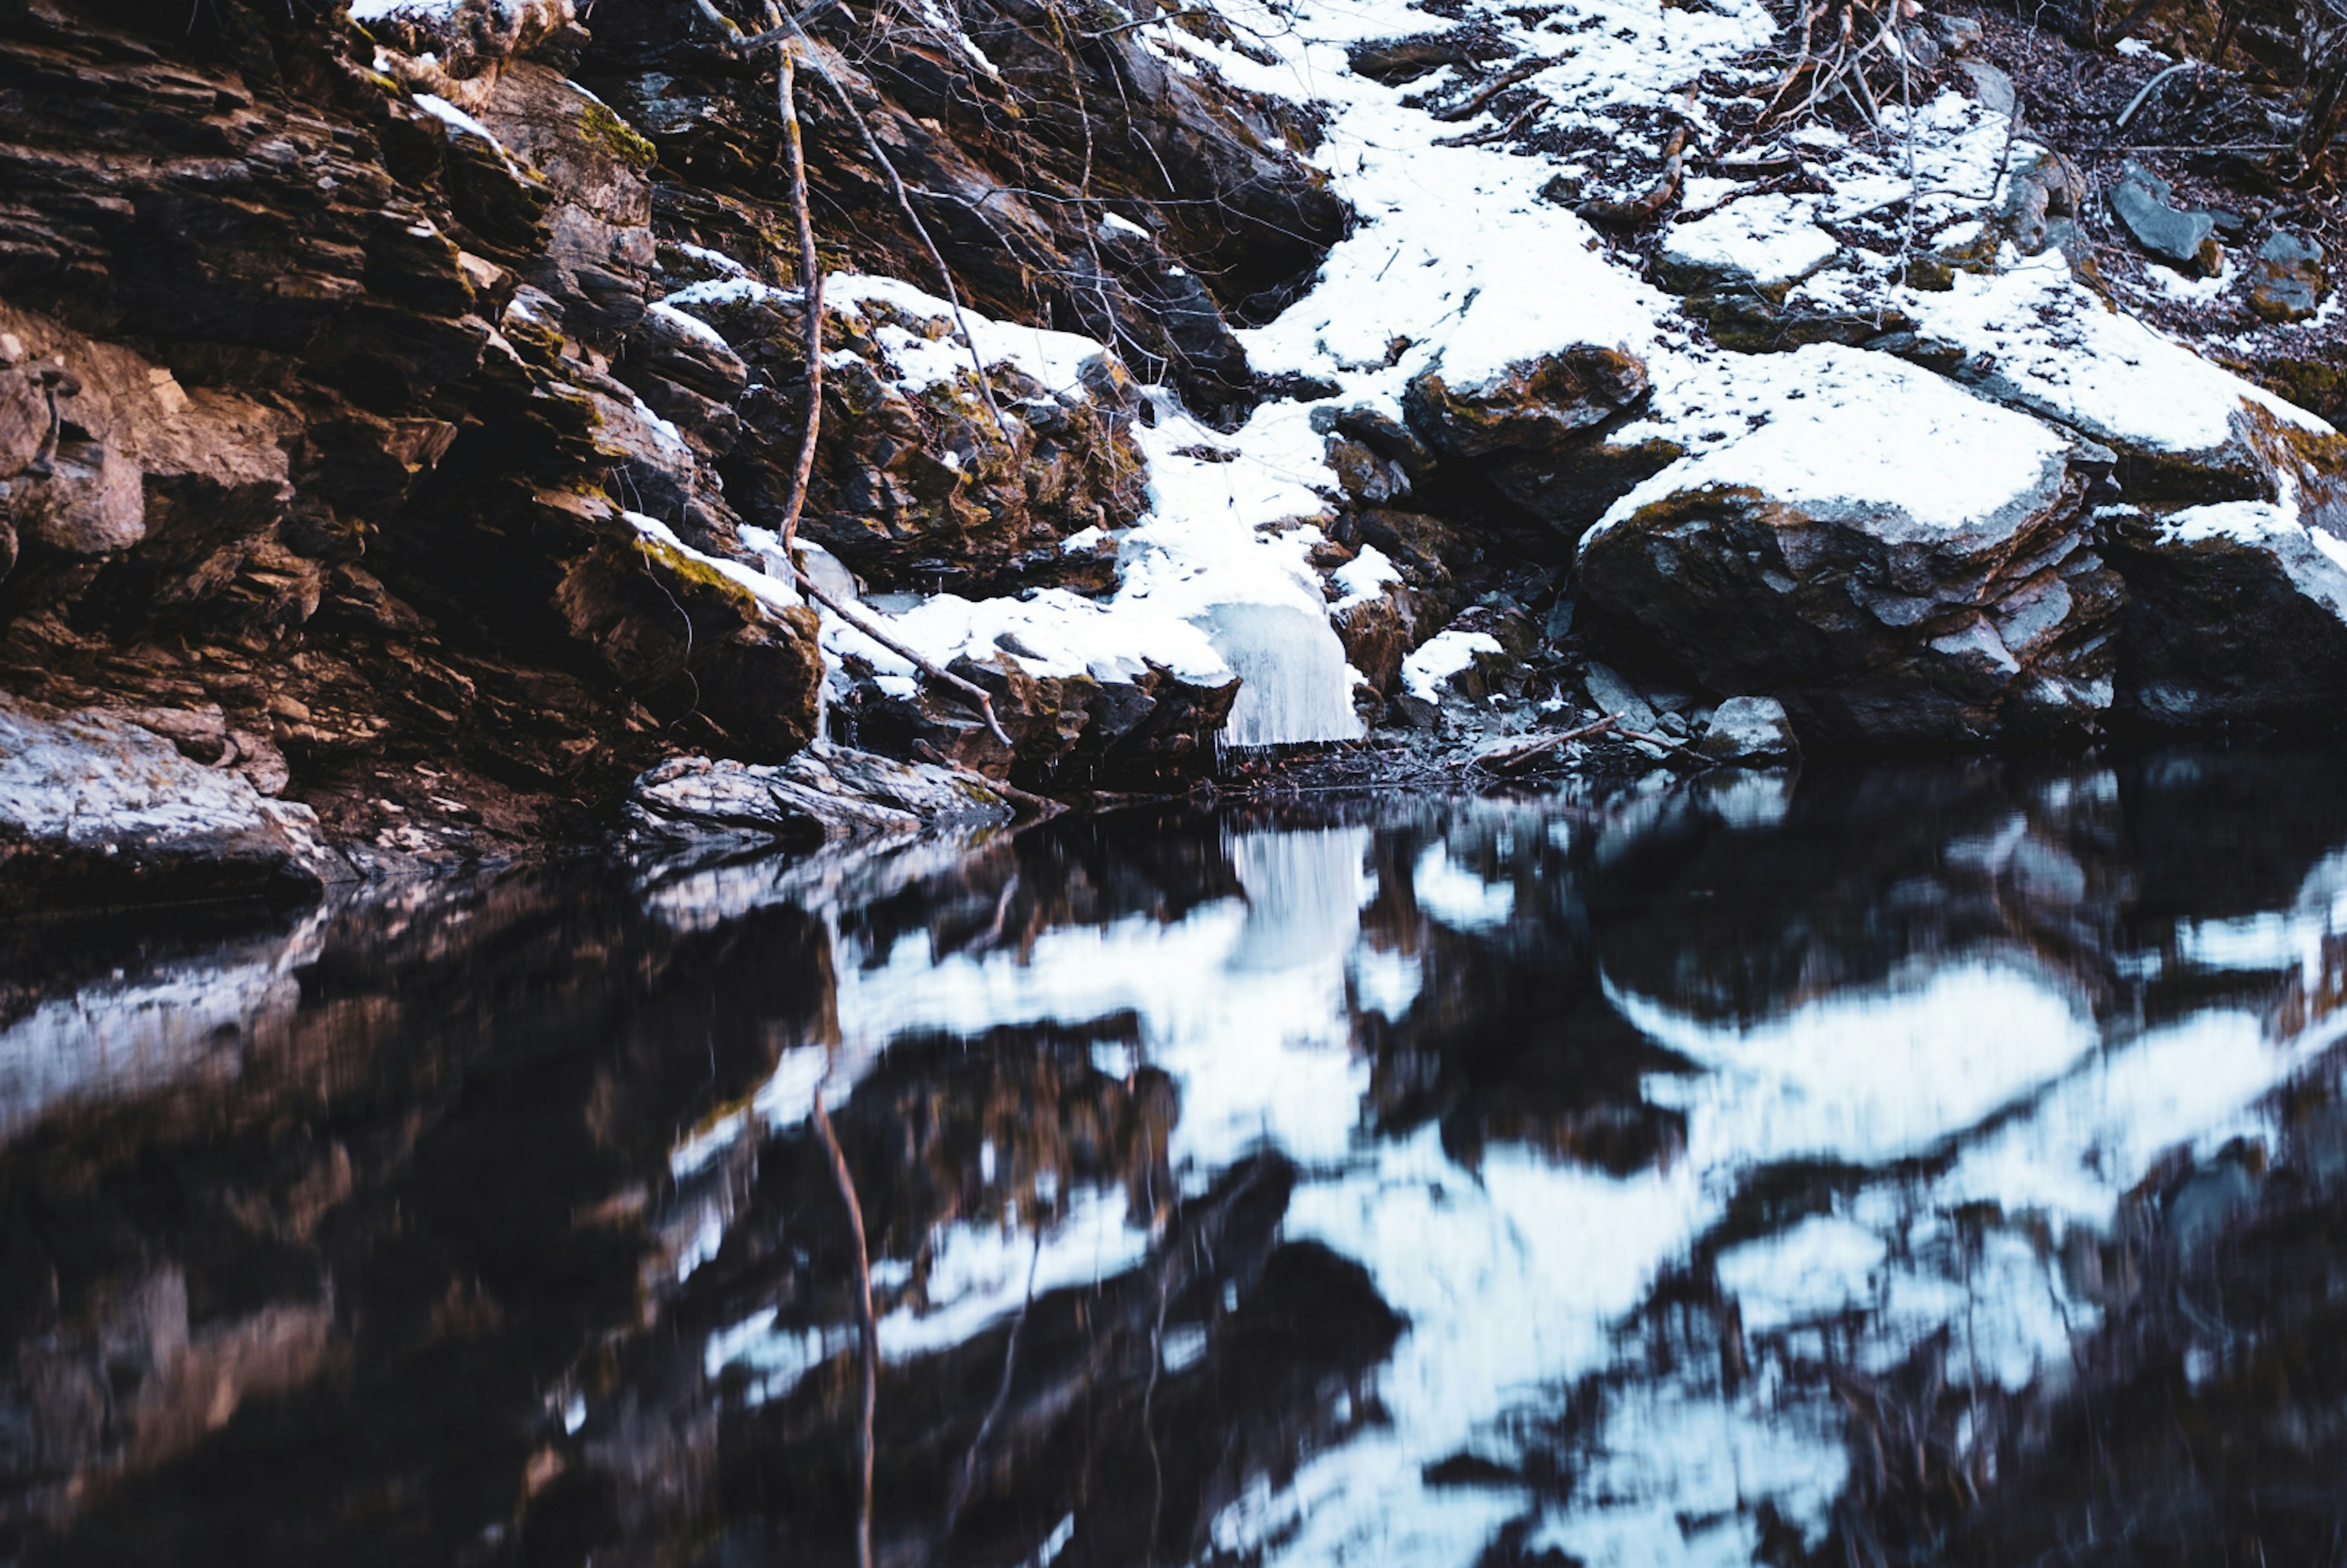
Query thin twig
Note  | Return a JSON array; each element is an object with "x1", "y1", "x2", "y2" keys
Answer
[
  {"x1": 811, "y1": 1090, "x2": 877, "y2": 1568},
  {"x1": 796, "y1": 570, "x2": 1017, "y2": 746}
]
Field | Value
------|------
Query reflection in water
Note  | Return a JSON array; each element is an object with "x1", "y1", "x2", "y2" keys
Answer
[{"x1": 8, "y1": 751, "x2": 2347, "y2": 1564}]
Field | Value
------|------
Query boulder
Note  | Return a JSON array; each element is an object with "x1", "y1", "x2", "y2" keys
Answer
[
  {"x1": 688, "y1": 282, "x2": 1147, "y2": 599},
  {"x1": 1578, "y1": 345, "x2": 2120, "y2": 746},
  {"x1": 1695, "y1": 695, "x2": 1801, "y2": 763},
  {"x1": 0, "y1": 695, "x2": 339, "y2": 912},
  {"x1": 2104, "y1": 500, "x2": 2347, "y2": 731},
  {"x1": 1401, "y1": 339, "x2": 1669, "y2": 546},
  {"x1": 1895, "y1": 257, "x2": 2347, "y2": 507}
]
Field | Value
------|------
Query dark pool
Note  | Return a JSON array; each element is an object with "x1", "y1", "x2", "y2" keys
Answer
[{"x1": 7, "y1": 747, "x2": 2347, "y2": 1567}]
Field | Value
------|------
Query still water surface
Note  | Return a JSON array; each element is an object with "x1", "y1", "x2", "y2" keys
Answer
[{"x1": 7, "y1": 749, "x2": 2347, "y2": 1566}]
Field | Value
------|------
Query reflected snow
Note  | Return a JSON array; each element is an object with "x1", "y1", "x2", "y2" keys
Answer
[{"x1": 13, "y1": 749, "x2": 2347, "y2": 1565}]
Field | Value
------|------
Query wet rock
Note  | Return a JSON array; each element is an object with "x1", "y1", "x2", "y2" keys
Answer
[
  {"x1": 0, "y1": 694, "x2": 338, "y2": 912},
  {"x1": 1695, "y1": 695, "x2": 1801, "y2": 763},
  {"x1": 2247, "y1": 230, "x2": 2326, "y2": 324},
  {"x1": 1578, "y1": 346, "x2": 2119, "y2": 747},
  {"x1": 624, "y1": 743, "x2": 1013, "y2": 855},
  {"x1": 2111, "y1": 159, "x2": 2222, "y2": 277}
]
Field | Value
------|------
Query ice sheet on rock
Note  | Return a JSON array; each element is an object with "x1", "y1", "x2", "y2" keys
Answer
[{"x1": 1589, "y1": 344, "x2": 2071, "y2": 542}]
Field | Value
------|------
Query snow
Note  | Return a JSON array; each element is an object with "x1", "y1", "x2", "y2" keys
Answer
[
  {"x1": 1897, "y1": 251, "x2": 2331, "y2": 455},
  {"x1": 413, "y1": 93, "x2": 521, "y2": 174},
  {"x1": 1401, "y1": 628, "x2": 1500, "y2": 701},
  {"x1": 1659, "y1": 194, "x2": 1841, "y2": 291},
  {"x1": 1589, "y1": 344, "x2": 2072, "y2": 542},
  {"x1": 645, "y1": 299, "x2": 732, "y2": 353}
]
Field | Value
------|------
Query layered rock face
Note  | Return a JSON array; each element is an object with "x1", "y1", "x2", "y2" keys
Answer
[{"x1": 0, "y1": 0, "x2": 1341, "y2": 888}]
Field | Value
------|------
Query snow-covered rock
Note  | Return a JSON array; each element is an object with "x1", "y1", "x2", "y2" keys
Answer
[{"x1": 1579, "y1": 346, "x2": 2120, "y2": 746}]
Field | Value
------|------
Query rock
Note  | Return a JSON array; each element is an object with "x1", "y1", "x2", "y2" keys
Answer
[
  {"x1": 2104, "y1": 500, "x2": 2347, "y2": 731},
  {"x1": 1655, "y1": 196, "x2": 1841, "y2": 299},
  {"x1": 0, "y1": 694, "x2": 338, "y2": 912},
  {"x1": 1956, "y1": 59, "x2": 2016, "y2": 115},
  {"x1": 1402, "y1": 342, "x2": 1672, "y2": 547},
  {"x1": 1578, "y1": 346, "x2": 2120, "y2": 746},
  {"x1": 1694, "y1": 695, "x2": 1800, "y2": 763},
  {"x1": 2247, "y1": 230, "x2": 2326, "y2": 324},
  {"x1": 834, "y1": 653, "x2": 1240, "y2": 791},
  {"x1": 1896, "y1": 259, "x2": 2347, "y2": 509},
  {"x1": 1398, "y1": 607, "x2": 1534, "y2": 711},
  {"x1": 1581, "y1": 661, "x2": 1658, "y2": 731},
  {"x1": 1328, "y1": 546, "x2": 1421, "y2": 698},
  {"x1": 2111, "y1": 160, "x2": 2222, "y2": 277},
  {"x1": 1936, "y1": 15, "x2": 1986, "y2": 56},
  {"x1": 623, "y1": 743, "x2": 1013, "y2": 856},
  {"x1": 1990, "y1": 151, "x2": 2091, "y2": 263},
  {"x1": 703, "y1": 284, "x2": 1148, "y2": 598}
]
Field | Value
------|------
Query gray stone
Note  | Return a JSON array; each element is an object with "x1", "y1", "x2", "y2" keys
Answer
[
  {"x1": 0, "y1": 694, "x2": 336, "y2": 911},
  {"x1": 2110, "y1": 160, "x2": 2222, "y2": 276},
  {"x1": 1936, "y1": 14, "x2": 1985, "y2": 55},
  {"x1": 1695, "y1": 696, "x2": 1801, "y2": 763},
  {"x1": 1956, "y1": 59, "x2": 2016, "y2": 115},
  {"x1": 625, "y1": 742, "x2": 1014, "y2": 857},
  {"x1": 1581, "y1": 662, "x2": 1658, "y2": 731},
  {"x1": 2247, "y1": 230, "x2": 2326, "y2": 324}
]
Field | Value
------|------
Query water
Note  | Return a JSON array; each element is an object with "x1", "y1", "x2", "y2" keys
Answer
[{"x1": 7, "y1": 747, "x2": 2347, "y2": 1566}]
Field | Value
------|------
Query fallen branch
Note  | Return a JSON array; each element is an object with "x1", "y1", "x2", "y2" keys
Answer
[
  {"x1": 1433, "y1": 54, "x2": 1551, "y2": 122},
  {"x1": 1579, "y1": 108, "x2": 1692, "y2": 225},
  {"x1": 1433, "y1": 102, "x2": 1538, "y2": 147},
  {"x1": 1474, "y1": 713, "x2": 1618, "y2": 774},
  {"x1": 811, "y1": 1090, "x2": 878, "y2": 1568},
  {"x1": 775, "y1": 43, "x2": 824, "y2": 555},
  {"x1": 795, "y1": 569, "x2": 1016, "y2": 747},
  {"x1": 2114, "y1": 59, "x2": 2196, "y2": 133}
]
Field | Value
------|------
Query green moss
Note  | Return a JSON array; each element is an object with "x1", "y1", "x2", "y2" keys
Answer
[
  {"x1": 574, "y1": 98, "x2": 659, "y2": 172},
  {"x1": 631, "y1": 535, "x2": 768, "y2": 618}
]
